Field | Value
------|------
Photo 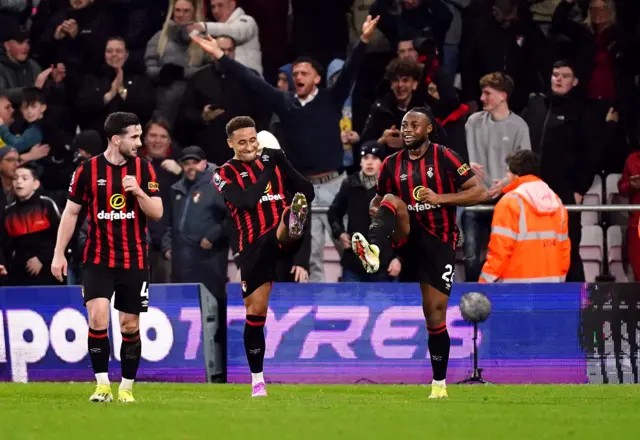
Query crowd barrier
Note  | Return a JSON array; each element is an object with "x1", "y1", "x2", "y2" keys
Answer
[{"x1": 0, "y1": 283, "x2": 638, "y2": 384}]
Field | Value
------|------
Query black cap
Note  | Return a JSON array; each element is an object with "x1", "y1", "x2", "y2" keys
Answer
[
  {"x1": 3, "y1": 20, "x2": 29, "y2": 43},
  {"x1": 72, "y1": 130, "x2": 104, "y2": 157},
  {"x1": 181, "y1": 146, "x2": 206, "y2": 162},
  {"x1": 360, "y1": 141, "x2": 384, "y2": 160},
  {"x1": 0, "y1": 146, "x2": 18, "y2": 160}
]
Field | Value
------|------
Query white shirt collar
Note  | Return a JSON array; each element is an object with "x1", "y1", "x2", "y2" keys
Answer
[{"x1": 297, "y1": 87, "x2": 319, "y2": 106}]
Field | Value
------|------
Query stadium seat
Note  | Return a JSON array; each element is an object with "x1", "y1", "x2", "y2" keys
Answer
[
  {"x1": 582, "y1": 175, "x2": 602, "y2": 226},
  {"x1": 605, "y1": 173, "x2": 628, "y2": 225},
  {"x1": 607, "y1": 225, "x2": 630, "y2": 282},
  {"x1": 580, "y1": 225, "x2": 603, "y2": 282}
]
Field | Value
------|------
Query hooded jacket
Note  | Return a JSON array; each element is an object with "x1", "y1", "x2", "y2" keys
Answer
[
  {"x1": 0, "y1": 48, "x2": 42, "y2": 103},
  {"x1": 479, "y1": 175, "x2": 570, "y2": 283}
]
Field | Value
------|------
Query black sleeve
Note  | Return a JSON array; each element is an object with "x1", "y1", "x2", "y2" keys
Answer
[
  {"x1": 377, "y1": 156, "x2": 395, "y2": 197},
  {"x1": 271, "y1": 149, "x2": 315, "y2": 203},
  {"x1": 214, "y1": 165, "x2": 274, "y2": 209},
  {"x1": 327, "y1": 178, "x2": 350, "y2": 239},
  {"x1": 442, "y1": 147, "x2": 474, "y2": 189},
  {"x1": 328, "y1": 41, "x2": 367, "y2": 107},
  {"x1": 67, "y1": 163, "x2": 89, "y2": 205}
]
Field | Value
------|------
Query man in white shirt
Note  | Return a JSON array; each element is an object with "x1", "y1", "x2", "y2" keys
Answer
[{"x1": 189, "y1": 0, "x2": 263, "y2": 75}]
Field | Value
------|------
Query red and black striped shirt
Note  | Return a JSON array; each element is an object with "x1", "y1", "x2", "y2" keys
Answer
[
  {"x1": 377, "y1": 144, "x2": 474, "y2": 247},
  {"x1": 213, "y1": 155, "x2": 287, "y2": 257},
  {"x1": 67, "y1": 154, "x2": 161, "y2": 269}
]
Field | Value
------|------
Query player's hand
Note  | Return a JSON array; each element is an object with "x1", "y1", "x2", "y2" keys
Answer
[
  {"x1": 190, "y1": 34, "x2": 224, "y2": 59},
  {"x1": 26, "y1": 257, "x2": 43, "y2": 276},
  {"x1": 0, "y1": 264, "x2": 7, "y2": 276},
  {"x1": 360, "y1": 15, "x2": 380, "y2": 44},
  {"x1": 470, "y1": 162, "x2": 485, "y2": 180},
  {"x1": 161, "y1": 159, "x2": 182, "y2": 175},
  {"x1": 122, "y1": 175, "x2": 143, "y2": 196},
  {"x1": 340, "y1": 232, "x2": 351, "y2": 249},
  {"x1": 488, "y1": 179, "x2": 506, "y2": 199},
  {"x1": 200, "y1": 238, "x2": 213, "y2": 250},
  {"x1": 416, "y1": 187, "x2": 441, "y2": 205},
  {"x1": 291, "y1": 266, "x2": 309, "y2": 283},
  {"x1": 51, "y1": 254, "x2": 67, "y2": 282},
  {"x1": 387, "y1": 258, "x2": 402, "y2": 277}
]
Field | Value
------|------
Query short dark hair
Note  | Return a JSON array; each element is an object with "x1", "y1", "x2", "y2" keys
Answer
[
  {"x1": 106, "y1": 36, "x2": 127, "y2": 49},
  {"x1": 506, "y1": 150, "x2": 540, "y2": 177},
  {"x1": 0, "y1": 91, "x2": 9, "y2": 101},
  {"x1": 552, "y1": 59, "x2": 577, "y2": 75},
  {"x1": 479, "y1": 72, "x2": 514, "y2": 98},
  {"x1": 226, "y1": 116, "x2": 256, "y2": 137},
  {"x1": 386, "y1": 59, "x2": 422, "y2": 82},
  {"x1": 16, "y1": 163, "x2": 39, "y2": 179},
  {"x1": 407, "y1": 106, "x2": 440, "y2": 142},
  {"x1": 144, "y1": 116, "x2": 171, "y2": 137},
  {"x1": 21, "y1": 87, "x2": 45, "y2": 106},
  {"x1": 292, "y1": 56, "x2": 324, "y2": 77},
  {"x1": 104, "y1": 112, "x2": 140, "y2": 140}
]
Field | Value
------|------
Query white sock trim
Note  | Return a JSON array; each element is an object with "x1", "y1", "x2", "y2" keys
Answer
[
  {"x1": 251, "y1": 372, "x2": 264, "y2": 385},
  {"x1": 120, "y1": 378, "x2": 135, "y2": 391},
  {"x1": 432, "y1": 379, "x2": 446, "y2": 386},
  {"x1": 95, "y1": 373, "x2": 110, "y2": 386}
]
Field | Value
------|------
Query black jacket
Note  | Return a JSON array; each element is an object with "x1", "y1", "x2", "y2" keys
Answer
[
  {"x1": 75, "y1": 66, "x2": 156, "y2": 134},
  {"x1": 176, "y1": 63, "x2": 267, "y2": 165},
  {"x1": 2, "y1": 192, "x2": 62, "y2": 285},
  {"x1": 523, "y1": 92, "x2": 600, "y2": 203},
  {"x1": 328, "y1": 172, "x2": 390, "y2": 278}
]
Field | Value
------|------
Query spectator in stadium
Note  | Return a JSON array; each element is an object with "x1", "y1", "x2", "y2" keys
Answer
[
  {"x1": 0, "y1": 0, "x2": 31, "y2": 28},
  {"x1": 0, "y1": 20, "x2": 67, "y2": 104},
  {"x1": 2, "y1": 164, "x2": 62, "y2": 286},
  {"x1": 0, "y1": 87, "x2": 45, "y2": 153},
  {"x1": 523, "y1": 60, "x2": 603, "y2": 282},
  {"x1": 328, "y1": 141, "x2": 401, "y2": 281},
  {"x1": 617, "y1": 148, "x2": 640, "y2": 281},
  {"x1": 397, "y1": 37, "x2": 419, "y2": 62},
  {"x1": 187, "y1": 0, "x2": 263, "y2": 75},
  {"x1": 163, "y1": 146, "x2": 228, "y2": 294},
  {"x1": 40, "y1": 0, "x2": 115, "y2": 88},
  {"x1": 145, "y1": 0, "x2": 208, "y2": 126},
  {"x1": 479, "y1": 150, "x2": 570, "y2": 283},
  {"x1": 459, "y1": 0, "x2": 550, "y2": 113},
  {"x1": 76, "y1": 37, "x2": 156, "y2": 134},
  {"x1": 141, "y1": 118, "x2": 182, "y2": 284},
  {"x1": 463, "y1": 72, "x2": 531, "y2": 281},
  {"x1": 441, "y1": 0, "x2": 471, "y2": 77},
  {"x1": 327, "y1": 58, "x2": 358, "y2": 168},
  {"x1": 176, "y1": 35, "x2": 266, "y2": 165},
  {"x1": 0, "y1": 146, "x2": 19, "y2": 208},
  {"x1": 0, "y1": 91, "x2": 15, "y2": 148},
  {"x1": 551, "y1": 0, "x2": 639, "y2": 171},
  {"x1": 190, "y1": 14, "x2": 380, "y2": 281}
]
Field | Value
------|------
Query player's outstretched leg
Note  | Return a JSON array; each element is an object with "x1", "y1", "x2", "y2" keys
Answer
[
  {"x1": 87, "y1": 299, "x2": 113, "y2": 402},
  {"x1": 353, "y1": 194, "x2": 409, "y2": 273},
  {"x1": 244, "y1": 282, "x2": 272, "y2": 397},
  {"x1": 118, "y1": 313, "x2": 142, "y2": 403},
  {"x1": 421, "y1": 283, "x2": 451, "y2": 399}
]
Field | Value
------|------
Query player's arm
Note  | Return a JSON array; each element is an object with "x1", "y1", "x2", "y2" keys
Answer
[
  {"x1": 126, "y1": 161, "x2": 163, "y2": 221},
  {"x1": 51, "y1": 200, "x2": 82, "y2": 281},
  {"x1": 271, "y1": 149, "x2": 315, "y2": 202},
  {"x1": 214, "y1": 166, "x2": 274, "y2": 209},
  {"x1": 429, "y1": 148, "x2": 488, "y2": 206}
]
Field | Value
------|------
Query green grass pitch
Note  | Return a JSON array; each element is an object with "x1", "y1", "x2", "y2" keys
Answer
[{"x1": 1, "y1": 383, "x2": 639, "y2": 440}]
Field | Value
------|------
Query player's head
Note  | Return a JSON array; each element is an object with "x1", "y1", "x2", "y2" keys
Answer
[
  {"x1": 360, "y1": 141, "x2": 383, "y2": 176},
  {"x1": 506, "y1": 149, "x2": 540, "y2": 179},
  {"x1": 13, "y1": 164, "x2": 40, "y2": 200},
  {"x1": 401, "y1": 107, "x2": 434, "y2": 150},
  {"x1": 20, "y1": 87, "x2": 46, "y2": 123},
  {"x1": 551, "y1": 60, "x2": 578, "y2": 96},
  {"x1": 479, "y1": 72, "x2": 513, "y2": 113},
  {"x1": 292, "y1": 56, "x2": 323, "y2": 99},
  {"x1": 104, "y1": 112, "x2": 142, "y2": 159},
  {"x1": 226, "y1": 116, "x2": 259, "y2": 162}
]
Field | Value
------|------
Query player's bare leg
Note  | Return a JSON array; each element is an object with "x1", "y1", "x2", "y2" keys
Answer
[
  {"x1": 421, "y1": 283, "x2": 450, "y2": 399},
  {"x1": 86, "y1": 298, "x2": 113, "y2": 402},
  {"x1": 118, "y1": 312, "x2": 141, "y2": 403},
  {"x1": 353, "y1": 193, "x2": 410, "y2": 273},
  {"x1": 277, "y1": 192, "x2": 309, "y2": 242},
  {"x1": 243, "y1": 282, "x2": 272, "y2": 397}
]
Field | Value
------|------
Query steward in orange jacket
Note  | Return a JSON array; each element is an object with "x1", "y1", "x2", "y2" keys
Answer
[{"x1": 479, "y1": 151, "x2": 570, "y2": 283}]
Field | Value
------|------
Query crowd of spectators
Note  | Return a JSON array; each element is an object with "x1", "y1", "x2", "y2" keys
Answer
[{"x1": 0, "y1": 0, "x2": 639, "y2": 289}]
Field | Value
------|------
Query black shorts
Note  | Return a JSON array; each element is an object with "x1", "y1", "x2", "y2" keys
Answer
[
  {"x1": 397, "y1": 227, "x2": 457, "y2": 295},
  {"x1": 236, "y1": 229, "x2": 299, "y2": 298},
  {"x1": 82, "y1": 264, "x2": 150, "y2": 314}
]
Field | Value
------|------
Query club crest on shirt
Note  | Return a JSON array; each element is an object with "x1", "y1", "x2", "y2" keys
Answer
[
  {"x1": 193, "y1": 192, "x2": 201, "y2": 203},
  {"x1": 213, "y1": 172, "x2": 226, "y2": 190},
  {"x1": 457, "y1": 163, "x2": 470, "y2": 176},
  {"x1": 427, "y1": 167, "x2": 434, "y2": 178}
]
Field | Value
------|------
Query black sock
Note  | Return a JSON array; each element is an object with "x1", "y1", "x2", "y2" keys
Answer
[
  {"x1": 428, "y1": 324, "x2": 451, "y2": 381},
  {"x1": 369, "y1": 202, "x2": 397, "y2": 249},
  {"x1": 88, "y1": 328, "x2": 110, "y2": 374},
  {"x1": 120, "y1": 330, "x2": 142, "y2": 380},
  {"x1": 244, "y1": 315, "x2": 266, "y2": 373}
]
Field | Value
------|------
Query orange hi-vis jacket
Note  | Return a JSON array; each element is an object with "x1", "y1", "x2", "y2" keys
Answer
[{"x1": 479, "y1": 175, "x2": 571, "y2": 283}]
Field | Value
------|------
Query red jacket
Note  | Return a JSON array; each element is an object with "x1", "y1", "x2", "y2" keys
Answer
[{"x1": 618, "y1": 152, "x2": 640, "y2": 227}]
